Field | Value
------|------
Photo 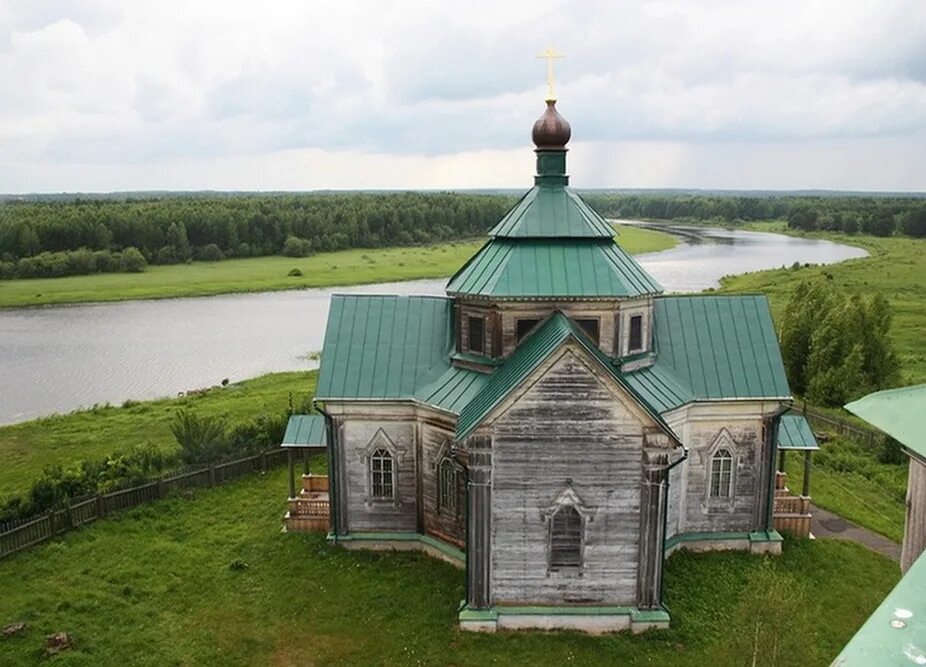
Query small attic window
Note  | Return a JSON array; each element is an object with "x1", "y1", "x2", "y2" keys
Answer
[
  {"x1": 574, "y1": 318, "x2": 600, "y2": 345},
  {"x1": 467, "y1": 316, "x2": 485, "y2": 354},
  {"x1": 516, "y1": 318, "x2": 541, "y2": 342},
  {"x1": 628, "y1": 315, "x2": 643, "y2": 352}
]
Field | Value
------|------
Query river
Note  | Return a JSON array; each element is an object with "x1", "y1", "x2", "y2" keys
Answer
[{"x1": 0, "y1": 224, "x2": 866, "y2": 425}]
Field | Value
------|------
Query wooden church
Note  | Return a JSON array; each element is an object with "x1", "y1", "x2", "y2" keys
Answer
[{"x1": 283, "y1": 89, "x2": 814, "y2": 633}]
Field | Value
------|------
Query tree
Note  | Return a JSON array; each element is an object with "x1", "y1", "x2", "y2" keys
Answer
[
  {"x1": 120, "y1": 247, "x2": 147, "y2": 273},
  {"x1": 780, "y1": 281, "x2": 834, "y2": 395},
  {"x1": 900, "y1": 207, "x2": 926, "y2": 238},
  {"x1": 165, "y1": 221, "x2": 192, "y2": 261},
  {"x1": 282, "y1": 235, "x2": 313, "y2": 257},
  {"x1": 787, "y1": 206, "x2": 817, "y2": 231},
  {"x1": 861, "y1": 212, "x2": 895, "y2": 237}
]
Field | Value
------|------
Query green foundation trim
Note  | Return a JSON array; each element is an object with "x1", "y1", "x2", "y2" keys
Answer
[
  {"x1": 330, "y1": 531, "x2": 465, "y2": 562},
  {"x1": 459, "y1": 603, "x2": 670, "y2": 622},
  {"x1": 664, "y1": 529, "x2": 783, "y2": 552}
]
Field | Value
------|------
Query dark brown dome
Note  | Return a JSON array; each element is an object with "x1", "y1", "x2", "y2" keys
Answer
[{"x1": 532, "y1": 100, "x2": 571, "y2": 149}]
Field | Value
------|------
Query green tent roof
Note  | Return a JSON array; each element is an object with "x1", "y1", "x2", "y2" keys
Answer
[
  {"x1": 845, "y1": 384, "x2": 926, "y2": 459},
  {"x1": 777, "y1": 415, "x2": 819, "y2": 450},
  {"x1": 446, "y1": 238, "x2": 662, "y2": 299},
  {"x1": 623, "y1": 363, "x2": 695, "y2": 414},
  {"x1": 281, "y1": 414, "x2": 328, "y2": 447},
  {"x1": 315, "y1": 295, "x2": 454, "y2": 400},
  {"x1": 833, "y1": 550, "x2": 926, "y2": 665},
  {"x1": 414, "y1": 366, "x2": 489, "y2": 414},
  {"x1": 488, "y1": 186, "x2": 616, "y2": 238},
  {"x1": 455, "y1": 313, "x2": 673, "y2": 440},
  {"x1": 651, "y1": 295, "x2": 791, "y2": 402}
]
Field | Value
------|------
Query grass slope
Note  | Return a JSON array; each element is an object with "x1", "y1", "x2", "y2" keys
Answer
[
  {"x1": 0, "y1": 371, "x2": 316, "y2": 501},
  {"x1": 0, "y1": 468, "x2": 899, "y2": 666},
  {"x1": 719, "y1": 229, "x2": 926, "y2": 385},
  {"x1": 0, "y1": 226, "x2": 675, "y2": 309}
]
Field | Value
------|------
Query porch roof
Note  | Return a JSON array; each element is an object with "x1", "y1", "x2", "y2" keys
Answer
[
  {"x1": 845, "y1": 384, "x2": 926, "y2": 459},
  {"x1": 281, "y1": 414, "x2": 327, "y2": 448},
  {"x1": 776, "y1": 415, "x2": 820, "y2": 451}
]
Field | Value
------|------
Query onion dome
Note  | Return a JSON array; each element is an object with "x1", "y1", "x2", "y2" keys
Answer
[{"x1": 531, "y1": 100, "x2": 571, "y2": 150}]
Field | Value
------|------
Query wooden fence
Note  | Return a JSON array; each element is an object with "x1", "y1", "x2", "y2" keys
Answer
[
  {"x1": 796, "y1": 407, "x2": 885, "y2": 450},
  {"x1": 0, "y1": 448, "x2": 288, "y2": 561}
]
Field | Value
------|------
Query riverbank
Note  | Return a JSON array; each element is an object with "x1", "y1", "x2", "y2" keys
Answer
[
  {"x1": 0, "y1": 371, "x2": 315, "y2": 500},
  {"x1": 0, "y1": 224, "x2": 675, "y2": 309}
]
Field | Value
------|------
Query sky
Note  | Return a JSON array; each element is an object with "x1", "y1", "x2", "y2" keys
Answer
[{"x1": 1, "y1": 0, "x2": 925, "y2": 193}]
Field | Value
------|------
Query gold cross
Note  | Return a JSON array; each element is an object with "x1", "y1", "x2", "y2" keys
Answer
[{"x1": 536, "y1": 48, "x2": 565, "y2": 101}]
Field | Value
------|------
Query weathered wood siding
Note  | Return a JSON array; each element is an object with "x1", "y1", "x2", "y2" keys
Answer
[
  {"x1": 682, "y1": 420, "x2": 764, "y2": 533},
  {"x1": 497, "y1": 302, "x2": 619, "y2": 358},
  {"x1": 339, "y1": 419, "x2": 418, "y2": 533},
  {"x1": 421, "y1": 424, "x2": 466, "y2": 546},
  {"x1": 665, "y1": 464, "x2": 683, "y2": 539},
  {"x1": 901, "y1": 454, "x2": 926, "y2": 573},
  {"x1": 488, "y1": 348, "x2": 651, "y2": 606}
]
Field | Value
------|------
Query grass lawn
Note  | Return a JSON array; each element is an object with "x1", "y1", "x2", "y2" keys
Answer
[
  {"x1": 718, "y1": 228, "x2": 926, "y2": 385},
  {"x1": 0, "y1": 371, "x2": 316, "y2": 502},
  {"x1": 0, "y1": 467, "x2": 899, "y2": 666},
  {"x1": 0, "y1": 225, "x2": 675, "y2": 309}
]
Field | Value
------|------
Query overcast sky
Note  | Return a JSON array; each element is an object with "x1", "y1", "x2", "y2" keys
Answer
[{"x1": 1, "y1": 0, "x2": 925, "y2": 193}]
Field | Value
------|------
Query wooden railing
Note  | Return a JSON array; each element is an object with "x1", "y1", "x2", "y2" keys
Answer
[{"x1": 0, "y1": 448, "x2": 289, "y2": 561}]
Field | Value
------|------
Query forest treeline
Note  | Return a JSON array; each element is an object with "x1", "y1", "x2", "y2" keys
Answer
[
  {"x1": 0, "y1": 192, "x2": 515, "y2": 279},
  {"x1": 582, "y1": 193, "x2": 926, "y2": 237},
  {"x1": 1, "y1": 191, "x2": 925, "y2": 279}
]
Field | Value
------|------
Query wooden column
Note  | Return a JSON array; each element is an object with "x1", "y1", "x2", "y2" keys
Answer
[
  {"x1": 778, "y1": 449, "x2": 787, "y2": 473},
  {"x1": 287, "y1": 449, "x2": 296, "y2": 499},
  {"x1": 466, "y1": 435, "x2": 492, "y2": 610},
  {"x1": 302, "y1": 448, "x2": 310, "y2": 476},
  {"x1": 802, "y1": 450, "x2": 811, "y2": 497},
  {"x1": 637, "y1": 451, "x2": 668, "y2": 610}
]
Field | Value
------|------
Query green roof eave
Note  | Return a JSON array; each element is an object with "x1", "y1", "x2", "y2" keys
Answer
[
  {"x1": 446, "y1": 238, "x2": 662, "y2": 299},
  {"x1": 776, "y1": 414, "x2": 820, "y2": 450},
  {"x1": 833, "y1": 550, "x2": 926, "y2": 665},
  {"x1": 845, "y1": 384, "x2": 926, "y2": 458},
  {"x1": 488, "y1": 186, "x2": 615, "y2": 239},
  {"x1": 281, "y1": 414, "x2": 327, "y2": 447},
  {"x1": 455, "y1": 313, "x2": 676, "y2": 441}
]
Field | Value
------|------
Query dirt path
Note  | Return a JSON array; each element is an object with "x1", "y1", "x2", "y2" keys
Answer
[{"x1": 811, "y1": 503, "x2": 902, "y2": 562}]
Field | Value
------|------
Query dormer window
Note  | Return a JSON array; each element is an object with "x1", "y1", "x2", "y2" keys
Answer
[
  {"x1": 628, "y1": 315, "x2": 643, "y2": 353},
  {"x1": 467, "y1": 316, "x2": 485, "y2": 354},
  {"x1": 516, "y1": 318, "x2": 541, "y2": 343},
  {"x1": 574, "y1": 318, "x2": 600, "y2": 345}
]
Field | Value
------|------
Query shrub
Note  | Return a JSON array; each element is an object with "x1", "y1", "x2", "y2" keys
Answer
[
  {"x1": 120, "y1": 247, "x2": 147, "y2": 273},
  {"x1": 288, "y1": 268, "x2": 303, "y2": 277},
  {"x1": 282, "y1": 236, "x2": 313, "y2": 257},
  {"x1": 170, "y1": 410, "x2": 230, "y2": 464},
  {"x1": 196, "y1": 243, "x2": 224, "y2": 262}
]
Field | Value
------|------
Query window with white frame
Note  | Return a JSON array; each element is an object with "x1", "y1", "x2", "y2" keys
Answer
[
  {"x1": 438, "y1": 457, "x2": 458, "y2": 514},
  {"x1": 370, "y1": 448, "x2": 395, "y2": 500},
  {"x1": 549, "y1": 505, "x2": 583, "y2": 569},
  {"x1": 709, "y1": 448, "x2": 734, "y2": 498}
]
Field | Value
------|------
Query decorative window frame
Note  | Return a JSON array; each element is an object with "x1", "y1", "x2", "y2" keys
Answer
[
  {"x1": 359, "y1": 429, "x2": 403, "y2": 508},
  {"x1": 704, "y1": 429, "x2": 737, "y2": 506},
  {"x1": 541, "y1": 485, "x2": 595, "y2": 575},
  {"x1": 433, "y1": 437, "x2": 464, "y2": 518},
  {"x1": 466, "y1": 315, "x2": 487, "y2": 355},
  {"x1": 627, "y1": 313, "x2": 645, "y2": 353}
]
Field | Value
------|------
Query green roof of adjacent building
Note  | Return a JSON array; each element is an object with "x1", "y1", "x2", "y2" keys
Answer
[
  {"x1": 651, "y1": 295, "x2": 791, "y2": 402},
  {"x1": 315, "y1": 295, "x2": 454, "y2": 400},
  {"x1": 776, "y1": 414, "x2": 819, "y2": 450},
  {"x1": 281, "y1": 414, "x2": 328, "y2": 447},
  {"x1": 415, "y1": 366, "x2": 489, "y2": 414},
  {"x1": 455, "y1": 312, "x2": 673, "y2": 440},
  {"x1": 832, "y1": 549, "x2": 926, "y2": 666},
  {"x1": 446, "y1": 238, "x2": 662, "y2": 299},
  {"x1": 845, "y1": 384, "x2": 926, "y2": 459},
  {"x1": 488, "y1": 186, "x2": 616, "y2": 238}
]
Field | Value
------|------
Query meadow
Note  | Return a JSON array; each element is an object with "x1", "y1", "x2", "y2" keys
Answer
[
  {"x1": 0, "y1": 467, "x2": 899, "y2": 666},
  {"x1": 0, "y1": 225, "x2": 675, "y2": 309}
]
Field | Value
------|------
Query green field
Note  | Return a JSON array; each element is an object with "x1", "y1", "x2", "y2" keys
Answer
[
  {"x1": 0, "y1": 225, "x2": 675, "y2": 309},
  {"x1": 0, "y1": 467, "x2": 899, "y2": 666},
  {"x1": 0, "y1": 372, "x2": 315, "y2": 501}
]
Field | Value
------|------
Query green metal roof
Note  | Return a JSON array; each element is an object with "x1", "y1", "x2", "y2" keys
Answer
[
  {"x1": 651, "y1": 295, "x2": 791, "y2": 401},
  {"x1": 776, "y1": 414, "x2": 819, "y2": 450},
  {"x1": 832, "y1": 550, "x2": 926, "y2": 666},
  {"x1": 488, "y1": 186, "x2": 616, "y2": 238},
  {"x1": 845, "y1": 384, "x2": 926, "y2": 459},
  {"x1": 414, "y1": 366, "x2": 489, "y2": 414},
  {"x1": 315, "y1": 295, "x2": 454, "y2": 400},
  {"x1": 281, "y1": 414, "x2": 327, "y2": 447},
  {"x1": 446, "y1": 239, "x2": 662, "y2": 299},
  {"x1": 623, "y1": 363, "x2": 695, "y2": 414},
  {"x1": 455, "y1": 313, "x2": 673, "y2": 440}
]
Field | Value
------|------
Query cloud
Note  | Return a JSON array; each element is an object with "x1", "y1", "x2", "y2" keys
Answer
[{"x1": 0, "y1": 0, "x2": 924, "y2": 191}]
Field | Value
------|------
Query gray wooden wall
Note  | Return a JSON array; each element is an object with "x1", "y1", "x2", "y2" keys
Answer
[
  {"x1": 488, "y1": 349, "x2": 654, "y2": 606},
  {"x1": 421, "y1": 424, "x2": 466, "y2": 546},
  {"x1": 902, "y1": 453, "x2": 926, "y2": 573}
]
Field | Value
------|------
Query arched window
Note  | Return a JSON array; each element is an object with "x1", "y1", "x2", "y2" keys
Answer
[
  {"x1": 370, "y1": 448, "x2": 395, "y2": 500},
  {"x1": 439, "y1": 458, "x2": 458, "y2": 514},
  {"x1": 710, "y1": 448, "x2": 734, "y2": 498},
  {"x1": 550, "y1": 505, "x2": 583, "y2": 569}
]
